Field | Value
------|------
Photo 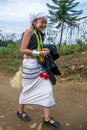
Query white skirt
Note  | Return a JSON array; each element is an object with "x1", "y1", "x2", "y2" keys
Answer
[{"x1": 19, "y1": 58, "x2": 55, "y2": 107}]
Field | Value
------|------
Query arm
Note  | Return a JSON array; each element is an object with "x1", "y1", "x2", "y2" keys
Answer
[{"x1": 21, "y1": 28, "x2": 33, "y2": 55}]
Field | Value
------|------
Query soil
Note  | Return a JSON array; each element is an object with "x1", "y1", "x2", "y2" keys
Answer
[{"x1": 0, "y1": 72, "x2": 87, "y2": 130}]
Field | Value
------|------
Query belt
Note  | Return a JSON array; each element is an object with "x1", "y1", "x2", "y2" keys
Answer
[{"x1": 24, "y1": 54, "x2": 36, "y2": 59}]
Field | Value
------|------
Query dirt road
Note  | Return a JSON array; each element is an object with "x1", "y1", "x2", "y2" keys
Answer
[{"x1": 0, "y1": 72, "x2": 87, "y2": 130}]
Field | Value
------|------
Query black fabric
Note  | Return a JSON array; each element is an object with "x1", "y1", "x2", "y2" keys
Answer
[
  {"x1": 43, "y1": 44, "x2": 61, "y2": 85},
  {"x1": 21, "y1": 31, "x2": 45, "y2": 50},
  {"x1": 27, "y1": 32, "x2": 45, "y2": 50},
  {"x1": 27, "y1": 34, "x2": 37, "y2": 50},
  {"x1": 43, "y1": 44, "x2": 59, "y2": 61},
  {"x1": 45, "y1": 55, "x2": 61, "y2": 85}
]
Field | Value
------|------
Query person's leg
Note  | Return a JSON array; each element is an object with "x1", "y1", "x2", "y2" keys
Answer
[
  {"x1": 43, "y1": 107, "x2": 61, "y2": 127},
  {"x1": 43, "y1": 107, "x2": 55, "y2": 123},
  {"x1": 17, "y1": 104, "x2": 31, "y2": 121},
  {"x1": 43, "y1": 107, "x2": 50, "y2": 120},
  {"x1": 17, "y1": 104, "x2": 25, "y2": 113},
  {"x1": 17, "y1": 104, "x2": 27, "y2": 117}
]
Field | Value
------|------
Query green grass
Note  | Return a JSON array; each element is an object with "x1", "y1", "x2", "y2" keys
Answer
[
  {"x1": 6, "y1": 65, "x2": 17, "y2": 73},
  {"x1": 58, "y1": 42, "x2": 87, "y2": 55},
  {"x1": 81, "y1": 69, "x2": 87, "y2": 78}
]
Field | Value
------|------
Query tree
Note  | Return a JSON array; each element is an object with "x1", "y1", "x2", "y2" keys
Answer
[
  {"x1": 47, "y1": 0, "x2": 87, "y2": 48},
  {"x1": 46, "y1": 25, "x2": 58, "y2": 45}
]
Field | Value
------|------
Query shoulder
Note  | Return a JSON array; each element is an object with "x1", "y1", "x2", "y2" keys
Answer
[
  {"x1": 22, "y1": 28, "x2": 34, "y2": 42},
  {"x1": 24, "y1": 28, "x2": 34, "y2": 37}
]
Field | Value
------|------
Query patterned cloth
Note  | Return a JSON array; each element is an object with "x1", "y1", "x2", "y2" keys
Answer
[{"x1": 19, "y1": 58, "x2": 55, "y2": 107}]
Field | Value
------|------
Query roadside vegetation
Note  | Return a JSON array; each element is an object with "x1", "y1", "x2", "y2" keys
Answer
[
  {"x1": 0, "y1": 40, "x2": 87, "y2": 80},
  {"x1": 0, "y1": 41, "x2": 22, "y2": 74}
]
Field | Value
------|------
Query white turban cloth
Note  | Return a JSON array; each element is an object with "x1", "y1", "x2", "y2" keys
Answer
[{"x1": 28, "y1": 12, "x2": 47, "y2": 27}]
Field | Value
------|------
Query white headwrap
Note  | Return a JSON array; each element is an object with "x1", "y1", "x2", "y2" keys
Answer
[{"x1": 29, "y1": 12, "x2": 47, "y2": 27}]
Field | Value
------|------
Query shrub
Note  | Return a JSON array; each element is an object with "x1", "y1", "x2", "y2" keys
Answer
[
  {"x1": 4, "y1": 43, "x2": 21, "y2": 58},
  {"x1": 59, "y1": 42, "x2": 87, "y2": 55}
]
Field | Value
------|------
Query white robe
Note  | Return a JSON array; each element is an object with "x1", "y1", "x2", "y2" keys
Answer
[{"x1": 19, "y1": 58, "x2": 55, "y2": 107}]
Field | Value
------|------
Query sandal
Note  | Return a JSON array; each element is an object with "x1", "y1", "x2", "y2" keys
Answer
[
  {"x1": 17, "y1": 111, "x2": 31, "y2": 121},
  {"x1": 43, "y1": 117, "x2": 61, "y2": 127}
]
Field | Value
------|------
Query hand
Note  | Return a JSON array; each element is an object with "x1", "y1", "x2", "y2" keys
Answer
[
  {"x1": 42, "y1": 48, "x2": 50, "y2": 54},
  {"x1": 40, "y1": 48, "x2": 50, "y2": 57}
]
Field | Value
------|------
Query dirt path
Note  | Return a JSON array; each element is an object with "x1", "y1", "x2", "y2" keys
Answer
[{"x1": 0, "y1": 72, "x2": 87, "y2": 130}]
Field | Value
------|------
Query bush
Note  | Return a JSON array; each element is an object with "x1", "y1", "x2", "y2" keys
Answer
[
  {"x1": 3, "y1": 43, "x2": 21, "y2": 58},
  {"x1": 82, "y1": 69, "x2": 87, "y2": 78},
  {"x1": 59, "y1": 42, "x2": 87, "y2": 55}
]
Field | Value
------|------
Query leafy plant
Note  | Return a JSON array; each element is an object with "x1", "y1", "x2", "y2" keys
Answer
[
  {"x1": 82, "y1": 69, "x2": 87, "y2": 77},
  {"x1": 47, "y1": 0, "x2": 87, "y2": 48}
]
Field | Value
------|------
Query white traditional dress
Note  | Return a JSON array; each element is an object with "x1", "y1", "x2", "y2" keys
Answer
[{"x1": 19, "y1": 12, "x2": 55, "y2": 107}]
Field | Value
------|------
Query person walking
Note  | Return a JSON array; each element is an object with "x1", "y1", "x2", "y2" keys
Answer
[{"x1": 17, "y1": 11, "x2": 61, "y2": 128}]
